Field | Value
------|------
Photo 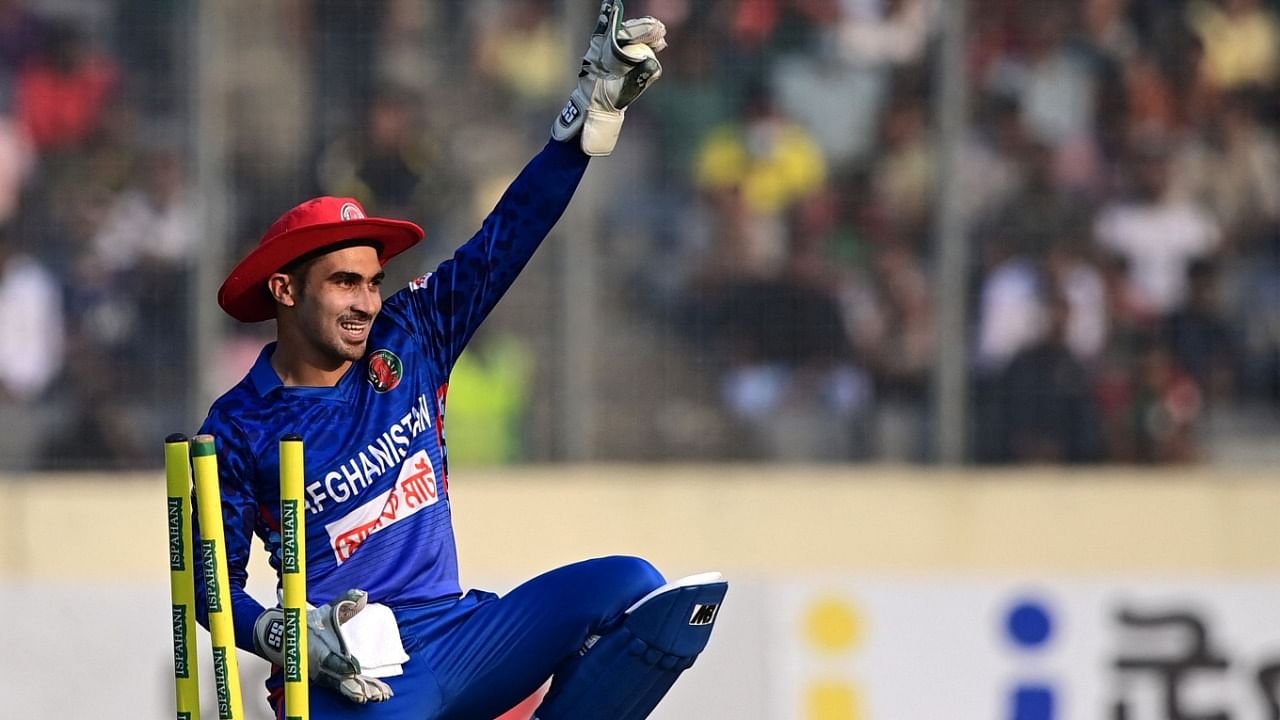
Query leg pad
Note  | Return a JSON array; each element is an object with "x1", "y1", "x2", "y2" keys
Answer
[{"x1": 534, "y1": 574, "x2": 728, "y2": 720}]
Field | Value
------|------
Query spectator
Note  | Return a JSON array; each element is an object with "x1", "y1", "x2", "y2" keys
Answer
[
  {"x1": 472, "y1": 0, "x2": 563, "y2": 116},
  {"x1": 0, "y1": 0, "x2": 43, "y2": 112},
  {"x1": 88, "y1": 145, "x2": 196, "y2": 427},
  {"x1": 851, "y1": 240, "x2": 936, "y2": 461},
  {"x1": 707, "y1": 234, "x2": 872, "y2": 462},
  {"x1": 647, "y1": 14, "x2": 740, "y2": 179},
  {"x1": 1129, "y1": 335, "x2": 1204, "y2": 462},
  {"x1": 90, "y1": 145, "x2": 195, "y2": 274},
  {"x1": 999, "y1": 294, "x2": 1104, "y2": 463},
  {"x1": 316, "y1": 84, "x2": 458, "y2": 235},
  {"x1": 1013, "y1": 4, "x2": 1100, "y2": 149},
  {"x1": 974, "y1": 237, "x2": 1044, "y2": 375},
  {"x1": 973, "y1": 138, "x2": 1092, "y2": 269},
  {"x1": 692, "y1": 86, "x2": 826, "y2": 281},
  {"x1": 1176, "y1": 89, "x2": 1280, "y2": 248},
  {"x1": 1093, "y1": 132, "x2": 1222, "y2": 316},
  {"x1": 1083, "y1": 0, "x2": 1140, "y2": 64},
  {"x1": 1165, "y1": 258, "x2": 1234, "y2": 402},
  {"x1": 0, "y1": 221, "x2": 64, "y2": 470},
  {"x1": 767, "y1": 0, "x2": 937, "y2": 168},
  {"x1": 973, "y1": 236, "x2": 1103, "y2": 462},
  {"x1": 1044, "y1": 238, "x2": 1108, "y2": 365},
  {"x1": 869, "y1": 91, "x2": 935, "y2": 245},
  {"x1": 14, "y1": 20, "x2": 118, "y2": 154},
  {"x1": 1186, "y1": 0, "x2": 1280, "y2": 92},
  {"x1": 838, "y1": 0, "x2": 937, "y2": 67},
  {"x1": 695, "y1": 85, "x2": 826, "y2": 218},
  {"x1": 958, "y1": 93, "x2": 1030, "y2": 226}
]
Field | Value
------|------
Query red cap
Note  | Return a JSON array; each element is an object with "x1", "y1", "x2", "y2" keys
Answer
[{"x1": 218, "y1": 197, "x2": 424, "y2": 322}]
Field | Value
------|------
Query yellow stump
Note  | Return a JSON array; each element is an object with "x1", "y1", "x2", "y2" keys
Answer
[
  {"x1": 280, "y1": 434, "x2": 310, "y2": 720},
  {"x1": 192, "y1": 434, "x2": 245, "y2": 720},
  {"x1": 165, "y1": 434, "x2": 201, "y2": 720}
]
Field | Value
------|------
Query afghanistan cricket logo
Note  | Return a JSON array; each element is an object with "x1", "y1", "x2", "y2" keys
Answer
[{"x1": 368, "y1": 349, "x2": 403, "y2": 393}]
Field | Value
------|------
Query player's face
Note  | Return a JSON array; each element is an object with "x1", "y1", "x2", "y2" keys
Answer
[{"x1": 293, "y1": 246, "x2": 385, "y2": 363}]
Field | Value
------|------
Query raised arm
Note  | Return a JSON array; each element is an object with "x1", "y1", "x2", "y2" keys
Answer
[{"x1": 398, "y1": 0, "x2": 668, "y2": 370}]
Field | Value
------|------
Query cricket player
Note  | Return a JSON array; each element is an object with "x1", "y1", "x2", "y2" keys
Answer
[{"x1": 190, "y1": 2, "x2": 727, "y2": 718}]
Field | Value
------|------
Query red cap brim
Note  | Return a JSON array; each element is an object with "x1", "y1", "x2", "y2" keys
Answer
[{"x1": 218, "y1": 218, "x2": 424, "y2": 322}]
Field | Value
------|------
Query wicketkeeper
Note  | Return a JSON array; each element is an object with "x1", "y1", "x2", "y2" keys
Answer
[{"x1": 189, "y1": 2, "x2": 727, "y2": 718}]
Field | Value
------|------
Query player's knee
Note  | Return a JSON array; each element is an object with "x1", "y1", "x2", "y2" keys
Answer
[{"x1": 591, "y1": 555, "x2": 665, "y2": 607}]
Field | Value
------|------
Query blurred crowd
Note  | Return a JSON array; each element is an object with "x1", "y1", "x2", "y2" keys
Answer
[
  {"x1": 0, "y1": 0, "x2": 1277, "y2": 469},
  {"x1": 630, "y1": 0, "x2": 1280, "y2": 464}
]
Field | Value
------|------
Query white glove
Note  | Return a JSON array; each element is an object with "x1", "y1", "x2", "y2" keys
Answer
[
  {"x1": 254, "y1": 589, "x2": 394, "y2": 704},
  {"x1": 552, "y1": 0, "x2": 667, "y2": 156}
]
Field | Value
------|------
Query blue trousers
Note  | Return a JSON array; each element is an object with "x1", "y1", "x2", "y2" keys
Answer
[{"x1": 270, "y1": 555, "x2": 666, "y2": 719}]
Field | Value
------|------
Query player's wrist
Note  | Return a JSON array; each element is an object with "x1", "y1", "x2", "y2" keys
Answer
[{"x1": 252, "y1": 607, "x2": 287, "y2": 663}]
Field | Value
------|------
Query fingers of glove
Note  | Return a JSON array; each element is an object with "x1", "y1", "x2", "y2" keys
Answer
[
  {"x1": 333, "y1": 674, "x2": 395, "y2": 704},
  {"x1": 592, "y1": 0, "x2": 625, "y2": 38},
  {"x1": 357, "y1": 675, "x2": 394, "y2": 702},
  {"x1": 618, "y1": 17, "x2": 667, "y2": 52}
]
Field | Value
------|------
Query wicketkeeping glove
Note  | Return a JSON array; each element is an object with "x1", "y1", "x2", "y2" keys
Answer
[
  {"x1": 254, "y1": 589, "x2": 394, "y2": 704},
  {"x1": 552, "y1": 0, "x2": 667, "y2": 156}
]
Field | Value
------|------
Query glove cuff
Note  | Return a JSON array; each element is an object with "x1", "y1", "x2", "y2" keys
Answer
[{"x1": 582, "y1": 106, "x2": 626, "y2": 157}]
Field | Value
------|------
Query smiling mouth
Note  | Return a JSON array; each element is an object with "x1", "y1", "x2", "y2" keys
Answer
[{"x1": 338, "y1": 319, "x2": 370, "y2": 341}]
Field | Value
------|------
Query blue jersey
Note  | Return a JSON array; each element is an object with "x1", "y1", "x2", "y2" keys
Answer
[{"x1": 192, "y1": 139, "x2": 590, "y2": 650}]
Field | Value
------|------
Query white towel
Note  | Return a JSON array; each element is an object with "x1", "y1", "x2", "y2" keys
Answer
[{"x1": 341, "y1": 603, "x2": 410, "y2": 678}]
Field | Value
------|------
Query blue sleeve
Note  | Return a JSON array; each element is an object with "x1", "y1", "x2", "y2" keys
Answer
[
  {"x1": 190, "y1": 410, "x2": 269, "y2": 655},
  {"x1": 395, "y1": 138, "x2": 590, "y2": 371}
]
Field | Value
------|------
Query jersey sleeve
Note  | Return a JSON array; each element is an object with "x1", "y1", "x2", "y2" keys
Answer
[
  {"x1": 392, "y1": 138, "x2": 590, "y2": 372},
  {"x1": 190, "y1": 410, "x2": 268, "y2": 655}
]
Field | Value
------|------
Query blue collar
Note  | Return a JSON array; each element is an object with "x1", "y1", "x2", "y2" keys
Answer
[{"x1": 249, "y1": 342, "x2": 358, "y2": 401}]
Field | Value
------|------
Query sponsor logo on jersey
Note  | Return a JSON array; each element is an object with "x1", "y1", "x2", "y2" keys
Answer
[
  {"x1": 172, "y1": 605, "x2": 191, "y2": 678},
  {"x1": 324, "y1": 449, "x2": 440, "y2": 564},
  {"x1": 340, "y1": 202, "x2": 365, "y2": 221},
  {"x1": 368, "y1": 349, "x2": 403, "y2": 393},
  {"x1": 281, "y1": 499, "x2": 301, "y2": 574},
  {"x1": 690, "y1": 603, "x2": 720, "y2": 626},
  {"x1": 168, "y1": 496, "x2": 185, "y2": 570},
  {"x1": 303, "y1": 393, "x2": 435, "y2": 514},
  {"x1": 201, "y1": 539, "x2": 222, "y2": 613}
]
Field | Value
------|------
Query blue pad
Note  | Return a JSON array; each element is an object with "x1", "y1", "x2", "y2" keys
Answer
[{"x1": 534, "y1": 573, "x2": 728, "y2": 720}]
